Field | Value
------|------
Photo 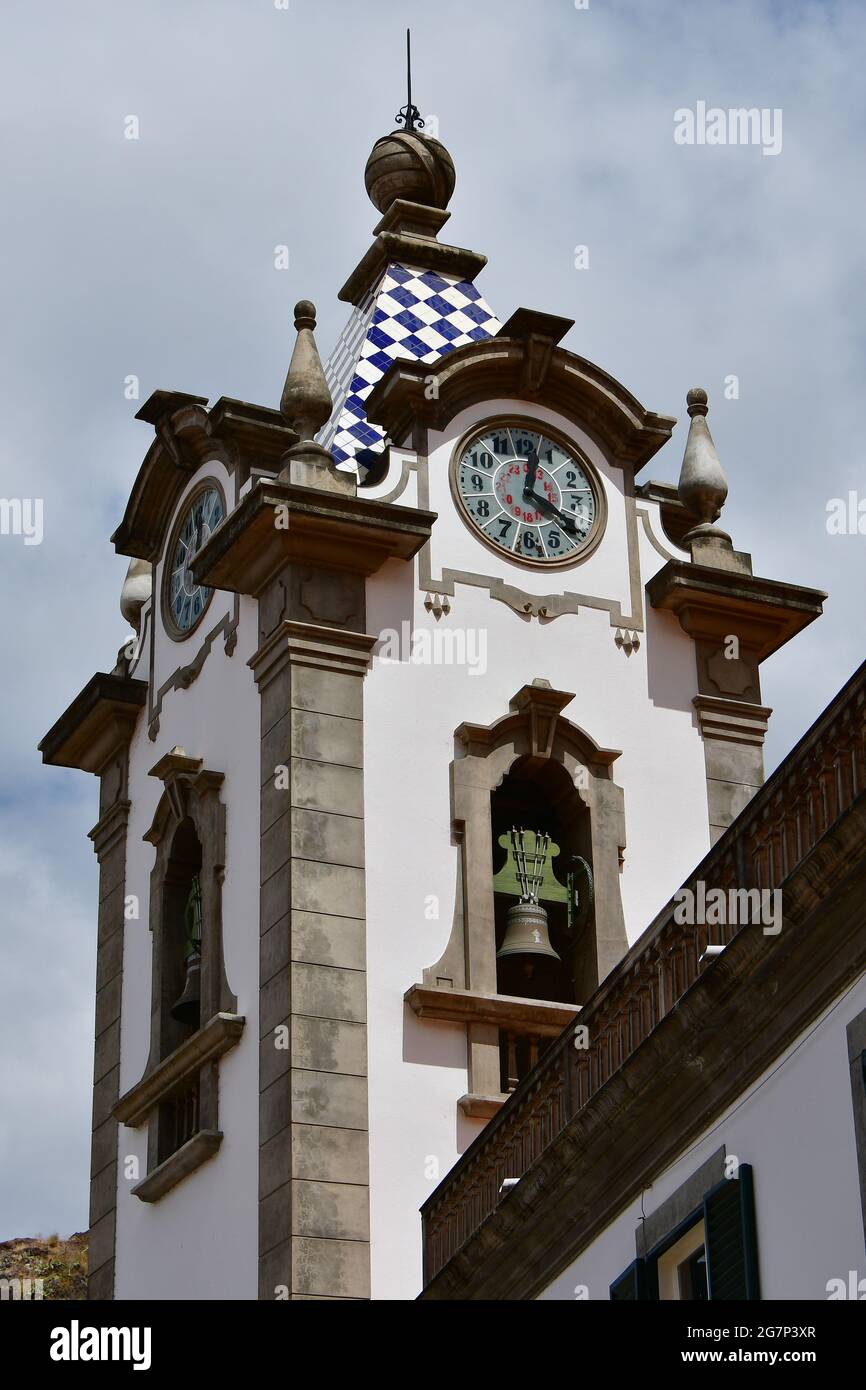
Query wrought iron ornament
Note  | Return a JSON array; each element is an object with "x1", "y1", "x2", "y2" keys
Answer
[{"x1": 395, "y1": 28, "x2": 425, "y2": 132}]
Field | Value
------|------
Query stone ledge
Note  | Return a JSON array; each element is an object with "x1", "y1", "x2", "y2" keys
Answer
[
  {"x1": 39, "y1": 673, "x2": 147, "y2": 775},
  {"x1": 458, "y1": 1094, "x2": 509, "y2": 1120},
  {"x1": 192, "y1": 478, "x2": 436, "y2": 596},
  {"x1": 131, "y1": 1130, "x2": 223, "y2": 1203},
  {"x1": 647, "y1": 560, "x2": 825, "y2": 661},
  {"x1": 405, "y1": 984, "x2": 579, "y2": 1037},
  {"x1": 114, "y1": 1013, "x2": 245, "y2": 1128}
]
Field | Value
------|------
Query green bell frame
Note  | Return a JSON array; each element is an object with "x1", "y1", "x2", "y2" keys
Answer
[{"x1": 492, "y1": 828, "x2": 594, "y2": 937}]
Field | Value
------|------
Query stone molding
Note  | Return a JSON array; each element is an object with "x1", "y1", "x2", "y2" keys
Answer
[
  {"x1": 131, "y1": 1131, "x2": 223, "y2": 1204},
  {"x1": 418, "y1": 681, "x2": 627, "y2": 1102},
  {"x1": 39, "y1": 673, "x2": 147, "y2": 776},
  {"x1": 114, "y1": 1012, "x2": 245, "y2": 1128},
  {"x1": 124, "y1": 753, "x2": 238, "y2": 1187},
  {"x1": 693, "y1": 695, "x2": 772, "y2": 746},
  {"x1": 647, "y1": 559, "x2": 825, "y2": 663},
  {"x1": 404, "y1": 984, "x2": 579, "y2": 1036},
  {"x1": 193, "y1": 478, "x2": 436, "y2": 597},
  {"x1": 250, "y1": 620, "x2": 376, "y2": 691},
  {"x1": 365, "y1": 335, "x2": 675, "y2": 475},
  {"x1": 112, "y1": 393, "x2": 298, "y2": 561},
  {"x1": 338, "y1": 201, "x2": 488, "y2": 307}
]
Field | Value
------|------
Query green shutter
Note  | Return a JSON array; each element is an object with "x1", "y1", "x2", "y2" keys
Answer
[
  {"x1": 610, "y1": 1258, "x2": 648, "y2": 1300},
  {"x1": 704, "y1": 1164, "x2": 760, "y2": 1300}
]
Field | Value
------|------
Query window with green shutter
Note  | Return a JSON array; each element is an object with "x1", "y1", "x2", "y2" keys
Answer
[
  {"x1": 610, "y1": 1164, "x2": 759, "y2": 1301},
  {"x1": 703, "y1": 1165, "x2": 760, "y2": 1300}
]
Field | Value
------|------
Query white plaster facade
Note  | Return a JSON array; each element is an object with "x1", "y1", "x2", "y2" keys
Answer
[
  {"x1": 110, "y1": 382, "x2": 722, "y2": 1300},
  {"x1": 537, "y1": 975, "x2": 866, "y2": 1302}
]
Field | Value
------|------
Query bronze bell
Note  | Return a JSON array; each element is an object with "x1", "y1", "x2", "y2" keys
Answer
[
  {"x1": 497, "y1": 901, "x2": 561, "y2": 965},
  {"x1": 170, "y1": 951, "x2": 201, "y2": 1027},
  {"x1": 497, "y1": 902, "x2": 561, "y2": 998},
  {"x1": 171, "y1": 873, "x2": 203, "y2": 1027}
]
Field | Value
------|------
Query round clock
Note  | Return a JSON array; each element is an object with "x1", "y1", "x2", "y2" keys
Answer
[
  {"x1": 451, "y1": 421, "x2": 605, "y2": 567},
  {"x1": 163, "y1": 481, "x2": 226, "y2": 639}
]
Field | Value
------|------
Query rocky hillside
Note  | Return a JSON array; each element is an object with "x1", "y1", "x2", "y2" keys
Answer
[{"x1": 0, "y1": 1233, "x2": 87, "y2": 1299}]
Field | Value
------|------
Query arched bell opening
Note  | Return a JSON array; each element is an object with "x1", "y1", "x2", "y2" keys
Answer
[
  {"x1": 156, "y1": 817, "x2": 204, "y2": 1163},
  {"x1": 491, "y1": 757, "x2": 595, "y2": 1006},
  {"x1": 159, "y1": 818, "x2": 203, "y2": 1060}
]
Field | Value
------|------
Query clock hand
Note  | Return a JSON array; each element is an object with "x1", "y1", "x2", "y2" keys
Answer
[
  {"x1": 532, "y1": 491, "x2": 578, "y2": 534},
  {"x1": 520, "y1": 445, "x2": 580, "y2": 534}
]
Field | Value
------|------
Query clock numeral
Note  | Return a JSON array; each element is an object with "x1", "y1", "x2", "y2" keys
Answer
[
  {"x1": 475, "y1": 499, "x2": 490, "y2": 519},
  {"x1": 517, "y1": 528, "x2": 538, "y2": 554},
  {"x1": 548, "y1": 529, "x2": 561, "y2": 551},
  {"x1": 495, "y1": 518, "x2": 514, "y2": 542}
]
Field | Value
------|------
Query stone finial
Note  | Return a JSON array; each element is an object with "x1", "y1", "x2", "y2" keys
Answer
[
  {"x1": 278, "y1": 301, "x2": 355, "y2": 496},
  {"x1": 365, "y1": 130, "x2": 456, "y2": 215},
  {"x1": 279, "y1": 300, "x2": 332, "y2": 440},
  {"x1": 678, "y1": 389, "x2": 728, "y2": 532},
  {"x1": 677, "y1": 388, "x2": 741, "y2": 569}
]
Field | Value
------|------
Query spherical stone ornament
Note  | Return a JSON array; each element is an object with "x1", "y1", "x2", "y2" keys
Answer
[{"x1": 365, "y1": 130, "x2": 456, "y2": 213}]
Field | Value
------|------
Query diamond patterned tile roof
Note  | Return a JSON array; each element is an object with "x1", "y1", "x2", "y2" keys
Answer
[{"x1": 320, "y1": 264, "x2": 499, "y2": 478}]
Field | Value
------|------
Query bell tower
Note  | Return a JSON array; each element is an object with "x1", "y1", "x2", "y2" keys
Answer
[{"x1": 39, "y1": 54, "x2": 824, "y2": 1302}]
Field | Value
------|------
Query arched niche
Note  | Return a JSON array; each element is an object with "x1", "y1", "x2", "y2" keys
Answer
[{"x1": 415, "y1": 680, "x2": 628, "y2": 1107}]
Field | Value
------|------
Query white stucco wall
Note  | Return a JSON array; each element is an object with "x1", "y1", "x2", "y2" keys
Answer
[
  {"x1": 363, "y1": 399, "x2": 714, "y2": 1299},
  {"x1": 110, "y1": 392, "x2": 748, "y2": 1302},
  {"x1": 115, "y1": 462, "x2": 261, "y2": 1300},
  {"x1": 538, "y1": 974, "x2": 866, "y2": 1301}
]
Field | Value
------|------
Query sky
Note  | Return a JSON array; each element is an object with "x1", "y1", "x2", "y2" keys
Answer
[{"x1": 1, "y1": 0, "x2": 864, "y2": 1239}]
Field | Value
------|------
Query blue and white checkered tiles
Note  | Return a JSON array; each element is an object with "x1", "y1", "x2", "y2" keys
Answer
[{"x1": 319, "y1": 263, "x2": 500, "y2": 475}]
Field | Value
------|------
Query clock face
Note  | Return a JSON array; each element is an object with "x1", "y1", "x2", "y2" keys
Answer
[
  {"x1": 453, "y1": 423, "x2": 602, "y2": 566},
  {"x1": 164, "y1": 483, "x2": 226, "y2": 638}
]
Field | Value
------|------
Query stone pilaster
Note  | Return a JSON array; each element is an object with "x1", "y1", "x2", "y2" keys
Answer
[
  {"x1": 693, "y1": 694, "x2": 772, "y2": 844},
  {"x1": 86, "y1": 775, "x2": 131, "y2": 1299},
  {"x1": 40, "y1": 671, "x2": 146, "y2": 1301},
  {"x1": 252, "y1": 615, "x2": 375, "y2": 1301}
]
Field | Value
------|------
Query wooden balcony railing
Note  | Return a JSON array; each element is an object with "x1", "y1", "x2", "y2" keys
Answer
[{"x1": 422, "y1": 660, "x2": 866, "y2": 1285}]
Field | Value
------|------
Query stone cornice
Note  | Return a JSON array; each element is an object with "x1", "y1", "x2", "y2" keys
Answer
[
  {"x1": 39, "y1": 673, "x2": 147, "y2": 775},
  {"x1": 88, "y1": 799, "x2": 131, "y2": 861},
  {"x1": 192, "y1": 477, "x2": 436, "y2": 596},
  {"x1": 693, "y1": 695, "x2": 773, "y2": 745},
  {"x1": 647, "y1": 559, "x2": 826, "y2": 661},
  {"x1": 364, "y1": 337, "x2": 676, "y2": 471},
  {"x1": 455, "y1": 681, "x2": 621, "y2": 771},
  {"x1": 249, "y1": 621, "x2": 377, "y2": 689},
  {"x1": 113, "y1": 1012, "x2": 245, "y2": 1128},
  {"x1": 339, "y1": 211, "x2": 488, "y2": 306},
  {"x1": 112, "y1": 393, "x2": 298, "y2": 561}
]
